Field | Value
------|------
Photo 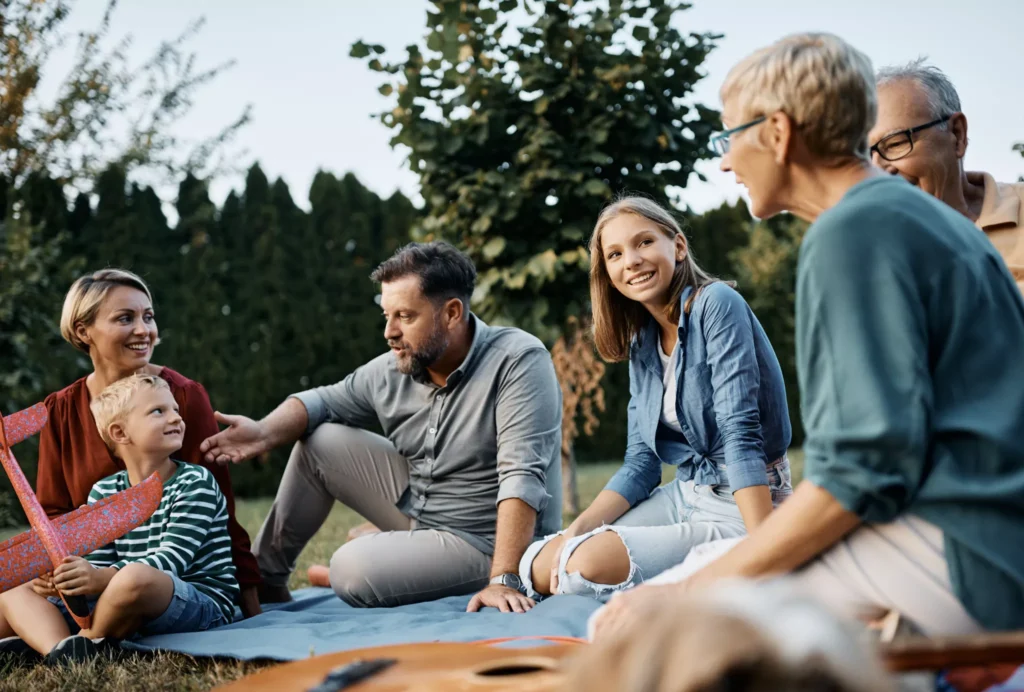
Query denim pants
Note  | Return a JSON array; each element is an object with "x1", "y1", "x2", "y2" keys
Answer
[
  {"x1": 50, "y1": 572, "x2": 230, "y2": 637},
  {"x1": 520, "y1": 479, "x2": 748, "y2": 601}
]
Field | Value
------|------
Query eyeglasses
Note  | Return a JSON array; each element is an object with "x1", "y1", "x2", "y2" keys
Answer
[
  {"x1": 870, "y1": 115, "x2": 951, "y2": 162},
  {"x1": 709, "y1": 116, "x2": 766, "y2": 156}
]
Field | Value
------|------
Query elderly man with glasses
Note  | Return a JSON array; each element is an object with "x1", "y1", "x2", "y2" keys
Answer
[{"x1": 869, "y1": 59, "x2": 1024, "y2": 293}]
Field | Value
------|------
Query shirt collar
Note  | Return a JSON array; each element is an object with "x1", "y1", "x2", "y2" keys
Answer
[
  {"x1": 969, "y1": 171, "x2": 1021, "y2": 230},
  {"x1": 635, "y1": 286, "x2": 693, "y2": 371},
  {"x1": 411, "y1": 313, "x2": 489, "y2": 388}
]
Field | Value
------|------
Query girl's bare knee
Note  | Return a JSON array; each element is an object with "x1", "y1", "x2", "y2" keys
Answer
[{"x1": 563, "y1": 531, "x2": 630, "y2": 585}]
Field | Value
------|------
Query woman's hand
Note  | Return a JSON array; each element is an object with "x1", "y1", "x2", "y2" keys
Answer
[
  {"x1": 590, "y1": 583, "x2": 683, "y2": 642},
  {"x1": 546, "y1": 520, "x2": 588, "y2": 594}
]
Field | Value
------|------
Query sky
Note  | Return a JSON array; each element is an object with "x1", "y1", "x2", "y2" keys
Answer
[{"x1": 52, "y1": 0, "x2": 1024, "y2": 217}]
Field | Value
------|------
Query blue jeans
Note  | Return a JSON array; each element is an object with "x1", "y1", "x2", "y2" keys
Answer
[
  {"x1": 520, "y1": 473, "x2": 788, "y2": 601},
  {"x1": 49, "y1": 572, "x2": 230, "y2": 637}
]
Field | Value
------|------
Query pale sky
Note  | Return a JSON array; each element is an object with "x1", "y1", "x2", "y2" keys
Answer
[{"x1": 54, "y1": 0, "x2": 1024, "y2": 216}]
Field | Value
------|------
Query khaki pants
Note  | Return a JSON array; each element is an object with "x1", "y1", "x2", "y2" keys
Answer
[
  {"x1": 253, "y1": 424, "x2": 491, "y2": 607},
  {"x1": 630, "y1": 515, "x2": 981, "y2": 637}
]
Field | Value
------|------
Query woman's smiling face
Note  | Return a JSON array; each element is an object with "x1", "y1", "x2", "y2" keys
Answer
[{"x1": 77, "y1": 285, "x2": 158, "y2": 372}]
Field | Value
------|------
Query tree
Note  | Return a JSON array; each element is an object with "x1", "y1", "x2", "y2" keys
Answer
[
  {"x1": 354, "y1": 0, "x2": 721, "y2": 511},
  {"x1": 731, "y1": 213, "x2": 808, "y2": 445},
  {"x1": 0, "y1": 0, "x2": 249, "y2": 193}
]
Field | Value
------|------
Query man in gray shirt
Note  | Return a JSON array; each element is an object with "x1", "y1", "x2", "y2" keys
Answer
[{"x1": 200, "y1": 242, "x2": 563, "y2": 612}]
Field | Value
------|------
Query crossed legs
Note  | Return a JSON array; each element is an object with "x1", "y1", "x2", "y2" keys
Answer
[{"x1": 0, "y1": 563, "x2": 173, "y2": 653}]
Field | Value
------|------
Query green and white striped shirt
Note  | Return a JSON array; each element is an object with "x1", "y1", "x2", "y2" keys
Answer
[{"x1": 86, "y1": 461, "x2": 239, "y2": 621}]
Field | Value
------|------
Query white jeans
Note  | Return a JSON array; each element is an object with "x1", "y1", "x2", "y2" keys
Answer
[{"x1": 589, "y1": 515, "x2": 982, "y2": 639}]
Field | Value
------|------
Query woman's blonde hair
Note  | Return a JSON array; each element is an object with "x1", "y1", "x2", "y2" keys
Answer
[
  {"x1": 720, "y1": 32, "x2": 876, "y2": 160},
  {"x1": 60, "y1": 269, "x2": 154, "y2": 354},
  {"x1": 589, "y1": 196, "x2": 724, "y2": 363},
  {"x1": 89, "y1": 373, "x2": 170, "y2": 450}
]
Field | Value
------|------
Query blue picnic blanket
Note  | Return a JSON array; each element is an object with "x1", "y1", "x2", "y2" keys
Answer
[{"x1": 124, "y1": 588, "x2": 600, "y2": 661}]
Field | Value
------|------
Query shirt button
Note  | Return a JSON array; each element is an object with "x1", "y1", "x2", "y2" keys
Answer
[{"x1": 429, "y1": 428, "x2": 436, "y2": 434}]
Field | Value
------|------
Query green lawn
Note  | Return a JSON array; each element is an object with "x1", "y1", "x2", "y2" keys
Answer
[{"x1": 0, "y1": 452, "x2": 805, "y2": 691}]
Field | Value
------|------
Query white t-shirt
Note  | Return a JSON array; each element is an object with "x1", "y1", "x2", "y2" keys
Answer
[{"x1": 658, "y1": 339, "x2": 683, "y2": 433}]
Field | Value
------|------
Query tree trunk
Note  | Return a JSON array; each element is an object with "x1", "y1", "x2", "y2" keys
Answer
[{"x1": 562, "y1": 440, "x2": 580, "y2": 518}]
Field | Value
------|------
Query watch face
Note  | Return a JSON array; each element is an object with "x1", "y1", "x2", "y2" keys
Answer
[{"x1": 502, "y1": 574, "x2": 523, "y2": 591}]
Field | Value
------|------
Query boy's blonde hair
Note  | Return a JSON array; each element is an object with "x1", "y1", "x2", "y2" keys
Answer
[
  {"x1": 60, "y1": 269, "x2": 156, "y2": 354},
  {"x1": 90, "y1": 374, "x2": 171, "y2": 450}
]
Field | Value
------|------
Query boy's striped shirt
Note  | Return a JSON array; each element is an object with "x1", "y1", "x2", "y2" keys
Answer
[{"x1": 86, "y1": 461, "x2": 239, "y2": 621}]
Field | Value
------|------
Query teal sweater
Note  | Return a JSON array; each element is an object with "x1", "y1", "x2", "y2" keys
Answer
[{"x1": 797, "y1": 175, "x2": 1024, "y2": 630}]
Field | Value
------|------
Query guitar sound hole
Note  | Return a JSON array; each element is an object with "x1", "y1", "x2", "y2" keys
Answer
[{"x1": 476, "y1": 662, "x2": 552, "y2": 677}]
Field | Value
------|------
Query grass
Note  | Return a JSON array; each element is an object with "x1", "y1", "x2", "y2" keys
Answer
[{"x1": 0, "y1": 452, "x2": 805, "y2": 691}]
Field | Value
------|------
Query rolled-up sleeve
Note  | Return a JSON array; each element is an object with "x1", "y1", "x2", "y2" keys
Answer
[
  {"x1": 290, "y1": 360, "x2": 381, "y2": 435},
  {"x1": 494, "y1": 347, "x2": 562, "y2": 513},
  {"x1": 701, "y1": 284, "x2": 769, "y2": 493},
  {"x1": 604, "y1": 359, "x2": 662, "y2": 507},
  {"x1": 797, "y1": 219, "x2": 931, "y2": 523}
]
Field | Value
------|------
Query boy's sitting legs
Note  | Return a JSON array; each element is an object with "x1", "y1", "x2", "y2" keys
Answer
[
  {"x1": 0, "y1": 563, "x2": 174, "y2": 655},
  {"x1": 79, "y1": 563, "x2": 174, "y2": 640},
  {"x1": 0, "y1": 582, "x2": 74, "y2": 655}
]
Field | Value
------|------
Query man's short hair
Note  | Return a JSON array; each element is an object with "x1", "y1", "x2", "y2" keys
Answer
[
  {"x1": 89, "y1": 373, "x2": 170, "y2": 450},
  {"x1": 876, "y1": 58, "x2": 962, "y2": 128},
  {"x1": 370, "y1": 241, "x2": 477, "y2": 315}
]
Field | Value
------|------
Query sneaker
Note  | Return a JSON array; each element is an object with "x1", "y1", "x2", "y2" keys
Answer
[
  {"x1": 0, "y1": 635, "x2": 40, "y2": 660},
  {"x1": 44, "y1": 635, "x2": 99, "y2": 666}
]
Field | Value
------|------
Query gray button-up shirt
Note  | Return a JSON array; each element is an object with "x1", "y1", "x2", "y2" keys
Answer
[{"x1": 291, "y1": 315, "x2": 562, "y2": 555}]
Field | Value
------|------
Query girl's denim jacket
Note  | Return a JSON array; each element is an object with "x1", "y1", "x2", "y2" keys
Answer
[{"x1": 605, "y1": 283, "x2": 792, "y2": 507}]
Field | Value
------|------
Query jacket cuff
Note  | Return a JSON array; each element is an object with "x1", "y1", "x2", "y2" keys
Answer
[
  {"x1": 724, "y1": 459, "x2": 770, "y2": 493},
  {"x1": 604, "y1": 469, "x2": 650, "y2": 508}
]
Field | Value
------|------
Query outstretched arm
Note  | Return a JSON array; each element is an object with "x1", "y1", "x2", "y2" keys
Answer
[{"x1": 200, "y1": 397, "x2": 308, "y2": 464}]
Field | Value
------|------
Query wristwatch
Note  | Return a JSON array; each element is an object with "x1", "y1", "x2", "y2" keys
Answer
[{"x1": 490, "y1": 573, "x2": 526, "y2": 594}]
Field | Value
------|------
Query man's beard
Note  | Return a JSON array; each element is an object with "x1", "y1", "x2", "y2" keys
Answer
[{"x1": 389, "y1": 321, "x2": 449, "y2": 378}]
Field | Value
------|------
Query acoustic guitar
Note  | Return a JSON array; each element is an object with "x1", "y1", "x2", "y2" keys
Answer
[{"x1": 215, "y1": 640, "x2": 583, "y2": 692}]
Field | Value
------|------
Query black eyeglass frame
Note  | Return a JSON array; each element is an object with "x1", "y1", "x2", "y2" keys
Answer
[{"x1": 869, "y1": 115, "x2": 952, "y2": 161}]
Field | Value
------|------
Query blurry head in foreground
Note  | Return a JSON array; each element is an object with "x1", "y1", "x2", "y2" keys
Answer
[{"x1": 564, "y1": 580, "x2": 894, "y2": 692}]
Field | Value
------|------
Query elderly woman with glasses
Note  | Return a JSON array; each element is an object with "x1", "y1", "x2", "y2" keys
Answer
[{"x1": 589, "y1": 32, "x2": 1024, "y2": 641}]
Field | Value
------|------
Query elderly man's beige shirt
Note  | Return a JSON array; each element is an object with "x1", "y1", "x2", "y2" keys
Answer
[{"x1": 970, "y1": 171, "x2": 1024, "y2": 294}]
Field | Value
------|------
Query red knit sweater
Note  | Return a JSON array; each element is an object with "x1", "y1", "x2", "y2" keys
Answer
[{"x1": 34, "y1": 367, "x2": 261, "y2": 588}]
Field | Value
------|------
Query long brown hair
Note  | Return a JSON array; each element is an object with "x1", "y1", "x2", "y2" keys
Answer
[{"x1": 589, "y1": 196, "x2": 725, "y2": 363}]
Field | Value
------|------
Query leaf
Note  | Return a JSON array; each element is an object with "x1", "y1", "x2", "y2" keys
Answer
[
  {"x1": 632, "y1": 25, "x2": 651, "y2": 41},
  {"x1": 471, "y1": 215, "x2": 493, "y2": 233},
  {"x1": 482, "y1": 236, "x2": 506, "y2": 259},
  {"x1": 498, "y1": 0, "x2": 518, "y2": 11},
  {"x1": 583, "y1": 179, "x2": 610, "y2": 196},
  {"x1": 350, "y1": 41, "x2": 372, "y2": 59},
  {"x1": 534, "y1": 97, "x2": 550, "y2": 115}
]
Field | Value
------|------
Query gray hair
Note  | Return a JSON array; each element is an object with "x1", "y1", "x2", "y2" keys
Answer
[{"x1": 876, "y1": 58, "x2": 961, "y2": 129}]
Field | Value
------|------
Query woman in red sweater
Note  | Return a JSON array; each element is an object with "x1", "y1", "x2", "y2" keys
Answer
[{"x1": 0, "y1": 269, "x2": 261, "y2": 636}]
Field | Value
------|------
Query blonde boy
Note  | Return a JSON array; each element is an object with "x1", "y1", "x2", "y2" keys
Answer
[{"x1": 0, "y1": 375, "x2": 238, "y2": 664}]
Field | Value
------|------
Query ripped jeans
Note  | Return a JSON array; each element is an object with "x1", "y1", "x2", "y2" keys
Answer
[{"x1": 519, "y1": 479, "x2": 749, "y2": 601}]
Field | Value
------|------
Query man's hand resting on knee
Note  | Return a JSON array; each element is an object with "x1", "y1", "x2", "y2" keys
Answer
[{"x1": 466, "y1": 584, "x2": 535, "y2": 614}]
